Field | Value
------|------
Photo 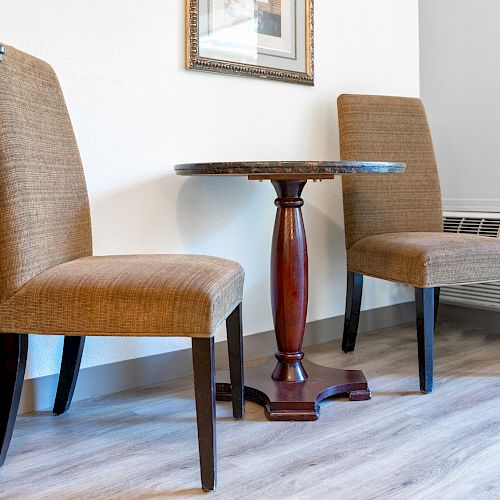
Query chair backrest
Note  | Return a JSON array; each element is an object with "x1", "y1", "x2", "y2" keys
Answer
[
  {"x1": 338, "y1": 94, "x2": 443, "y2": 250},
  {"x1": 0, "y1": 44, "x2": 92, "y2": 303}
]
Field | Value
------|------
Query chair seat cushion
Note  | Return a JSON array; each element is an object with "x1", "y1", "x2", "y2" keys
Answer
[
  {"x1": 348, "y1": 232, "x2": 500, "y2": 287},
  {"x1": 0, "y1": 255, "x2": 244, "y2": 337}
]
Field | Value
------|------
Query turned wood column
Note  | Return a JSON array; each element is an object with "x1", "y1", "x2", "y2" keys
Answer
[{"x1": 270, "y1": 180, "x2": 308, "y2": 383}]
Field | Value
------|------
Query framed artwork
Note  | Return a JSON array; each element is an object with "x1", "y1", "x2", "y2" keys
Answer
[{"x1": 186, "y1": 0, "x2": 314, "y2": 85}]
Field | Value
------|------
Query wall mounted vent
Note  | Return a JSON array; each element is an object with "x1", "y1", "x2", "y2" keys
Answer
[{"x1": 441, "y1": 211, "x2": 500, "y2": 311}]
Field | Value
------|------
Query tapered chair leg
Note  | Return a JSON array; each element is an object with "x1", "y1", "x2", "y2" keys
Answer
[
  {"x1": 226, "y1": 303, "x2": 244, "y2": 419},
  {"x1": 342, "y1": 272, "x2": 363, "y2": 353},
  {"x1": 192, "y1": 337, "x2": 217, "y2": 491},
  {"x1": 0, "y1": 334, "x2": 28, "y2": 466},
  {"x1": 434, "y1": 287, "x2": 440, "y2": 327},
  {"x1": 53, "y1": 336, "x2": 86, "y2": 415},
  {"x1": 415, "y1": 288, "x2": 435, "y2": 393}
]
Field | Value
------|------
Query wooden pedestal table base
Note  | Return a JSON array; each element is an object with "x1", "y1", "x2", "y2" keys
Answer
[
  {"x1": 218, "y1": 178, "x2": 371, "y2": 421},
  {"x1": 174, "y1": 161, "x2": 405, "y2": 421},
  {"x1": 216, "y1": 357, "x2": 370, "y2": 421}
]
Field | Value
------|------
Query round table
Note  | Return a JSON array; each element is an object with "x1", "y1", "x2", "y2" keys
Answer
[{"x1": 175, "y1": 161, "x2": 405, "y2": 421}]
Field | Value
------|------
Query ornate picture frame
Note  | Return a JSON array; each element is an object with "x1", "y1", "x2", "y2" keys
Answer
[{"x1": 186, "y1": 0, "x2": 314, "y2": 85}]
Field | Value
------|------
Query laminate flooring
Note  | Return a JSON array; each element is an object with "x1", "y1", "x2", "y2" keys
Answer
[{"x1": 1, "y1": 317, "x2": 499, "y2": 499}]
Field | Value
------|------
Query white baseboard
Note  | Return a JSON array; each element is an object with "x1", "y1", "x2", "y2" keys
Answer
[{"x1": 20, "y1": 301, "x2": 415, "y2": 414}]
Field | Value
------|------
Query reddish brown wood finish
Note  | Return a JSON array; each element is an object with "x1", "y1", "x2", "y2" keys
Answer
[
  {"x1": 217, "y1": 358, "x2": 369, "y2": 421},
  {"x1": 174, "y1": 163, "x2": 403, "y2": 421},
  {"x1": 216, "y1": 177, "x2": 371, "y2": 421},
  {"x1": 271, "y1": 180, "x2": 308, "y2": 383}
]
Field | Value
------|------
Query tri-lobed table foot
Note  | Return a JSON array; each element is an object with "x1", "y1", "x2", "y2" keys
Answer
[{"x1": 216, "y1": 356, "x2": 370, "y2": 421}]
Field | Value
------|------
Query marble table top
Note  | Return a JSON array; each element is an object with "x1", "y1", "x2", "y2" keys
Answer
[{"x1": 174, "y1": 161, "x2": 405, "y2": 179}]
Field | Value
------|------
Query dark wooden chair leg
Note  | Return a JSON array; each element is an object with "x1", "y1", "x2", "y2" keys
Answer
[
  {"x1": 53, "y1": 336, "x2": 86, "y2": 415},
  {"x1": 226, "y1": 303, "x2": 244, "y2": 419},
  {"x1": 434, "y1": 287, "x2": 440, "y2": 327},
  {"x1": 342, "y1": 272, "x2": 363, "y2": 353},
  {"x1": 415, "y1": 288, "x2": 435, "y2": 393},
  {"x1": 192, "y1": 337, "x2": 217, "y2": 491},
  {"x1": 0, "y1": 334, "x2": 28, "y2": 466}
]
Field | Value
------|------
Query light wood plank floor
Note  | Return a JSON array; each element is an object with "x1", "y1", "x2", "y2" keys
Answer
[{"x1": 1, "y1": 317, "x2": 499, "y2": 499}]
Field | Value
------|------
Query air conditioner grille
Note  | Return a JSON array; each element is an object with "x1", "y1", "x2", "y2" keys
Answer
[
  {"x1": 441, "y1": 212, "x2": 500, "y2": 311},
  {"x1": 442, "y1": 216, "x2": 500, "y2": 237}
]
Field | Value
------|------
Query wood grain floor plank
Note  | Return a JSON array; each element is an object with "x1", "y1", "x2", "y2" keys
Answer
[{"x1": 0, "y1": 319, "x2": 498, "y2": 499}]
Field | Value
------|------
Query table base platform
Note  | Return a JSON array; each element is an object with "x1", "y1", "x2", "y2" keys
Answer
[{"x1": 216, "y1": 357, "x2": 370, "y2": 421}]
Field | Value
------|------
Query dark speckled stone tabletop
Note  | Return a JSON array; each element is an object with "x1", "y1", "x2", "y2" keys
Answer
[{"x1": 174, "y1": 161, "x2": 405, "y2": 178}]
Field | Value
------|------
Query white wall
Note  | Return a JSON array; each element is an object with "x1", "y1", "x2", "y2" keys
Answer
[
  {"x1": 420, "y1": 0, "x2": 500, "y2": 206},
  {"x1": 0, "y1": 0, "x2": 418, "y2": 380}
]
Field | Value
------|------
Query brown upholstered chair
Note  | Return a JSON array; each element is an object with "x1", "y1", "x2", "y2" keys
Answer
[
  {"x1": 338, "y1": 94, "x2": 500, "y2": 393},
  {"x1": 0, "y1": 44, "x2": 245, "y2": 491}
]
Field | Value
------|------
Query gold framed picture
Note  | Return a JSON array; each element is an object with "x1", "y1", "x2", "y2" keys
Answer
[{"x1": 186, "y1": 0, "x2": 314, "y2": 85}]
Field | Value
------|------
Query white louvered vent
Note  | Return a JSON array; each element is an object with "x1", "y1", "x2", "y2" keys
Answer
[{"x1": 441, "y1": 211, "x2": 500, "y2": 311}]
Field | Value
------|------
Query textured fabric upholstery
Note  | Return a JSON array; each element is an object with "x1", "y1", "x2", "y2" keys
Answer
[
  {"x1": 0, "y1": 255, "x2": 244, "y2": 337},
  {"x1": 0, "y1": 44, "x2": 92, "y2": 304},
  {"x1": 338, "y1": 94, "x2": 443, "y2": 250},
  {"x1": 0, "y1": 45, "x2": 244, "y2": 338},
  {"x1": 338, "y1": 94, "x2": 500, "y2": 288},
  {"x1": 348, "y1": 232, "x2": 500, "y2": 288}
]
